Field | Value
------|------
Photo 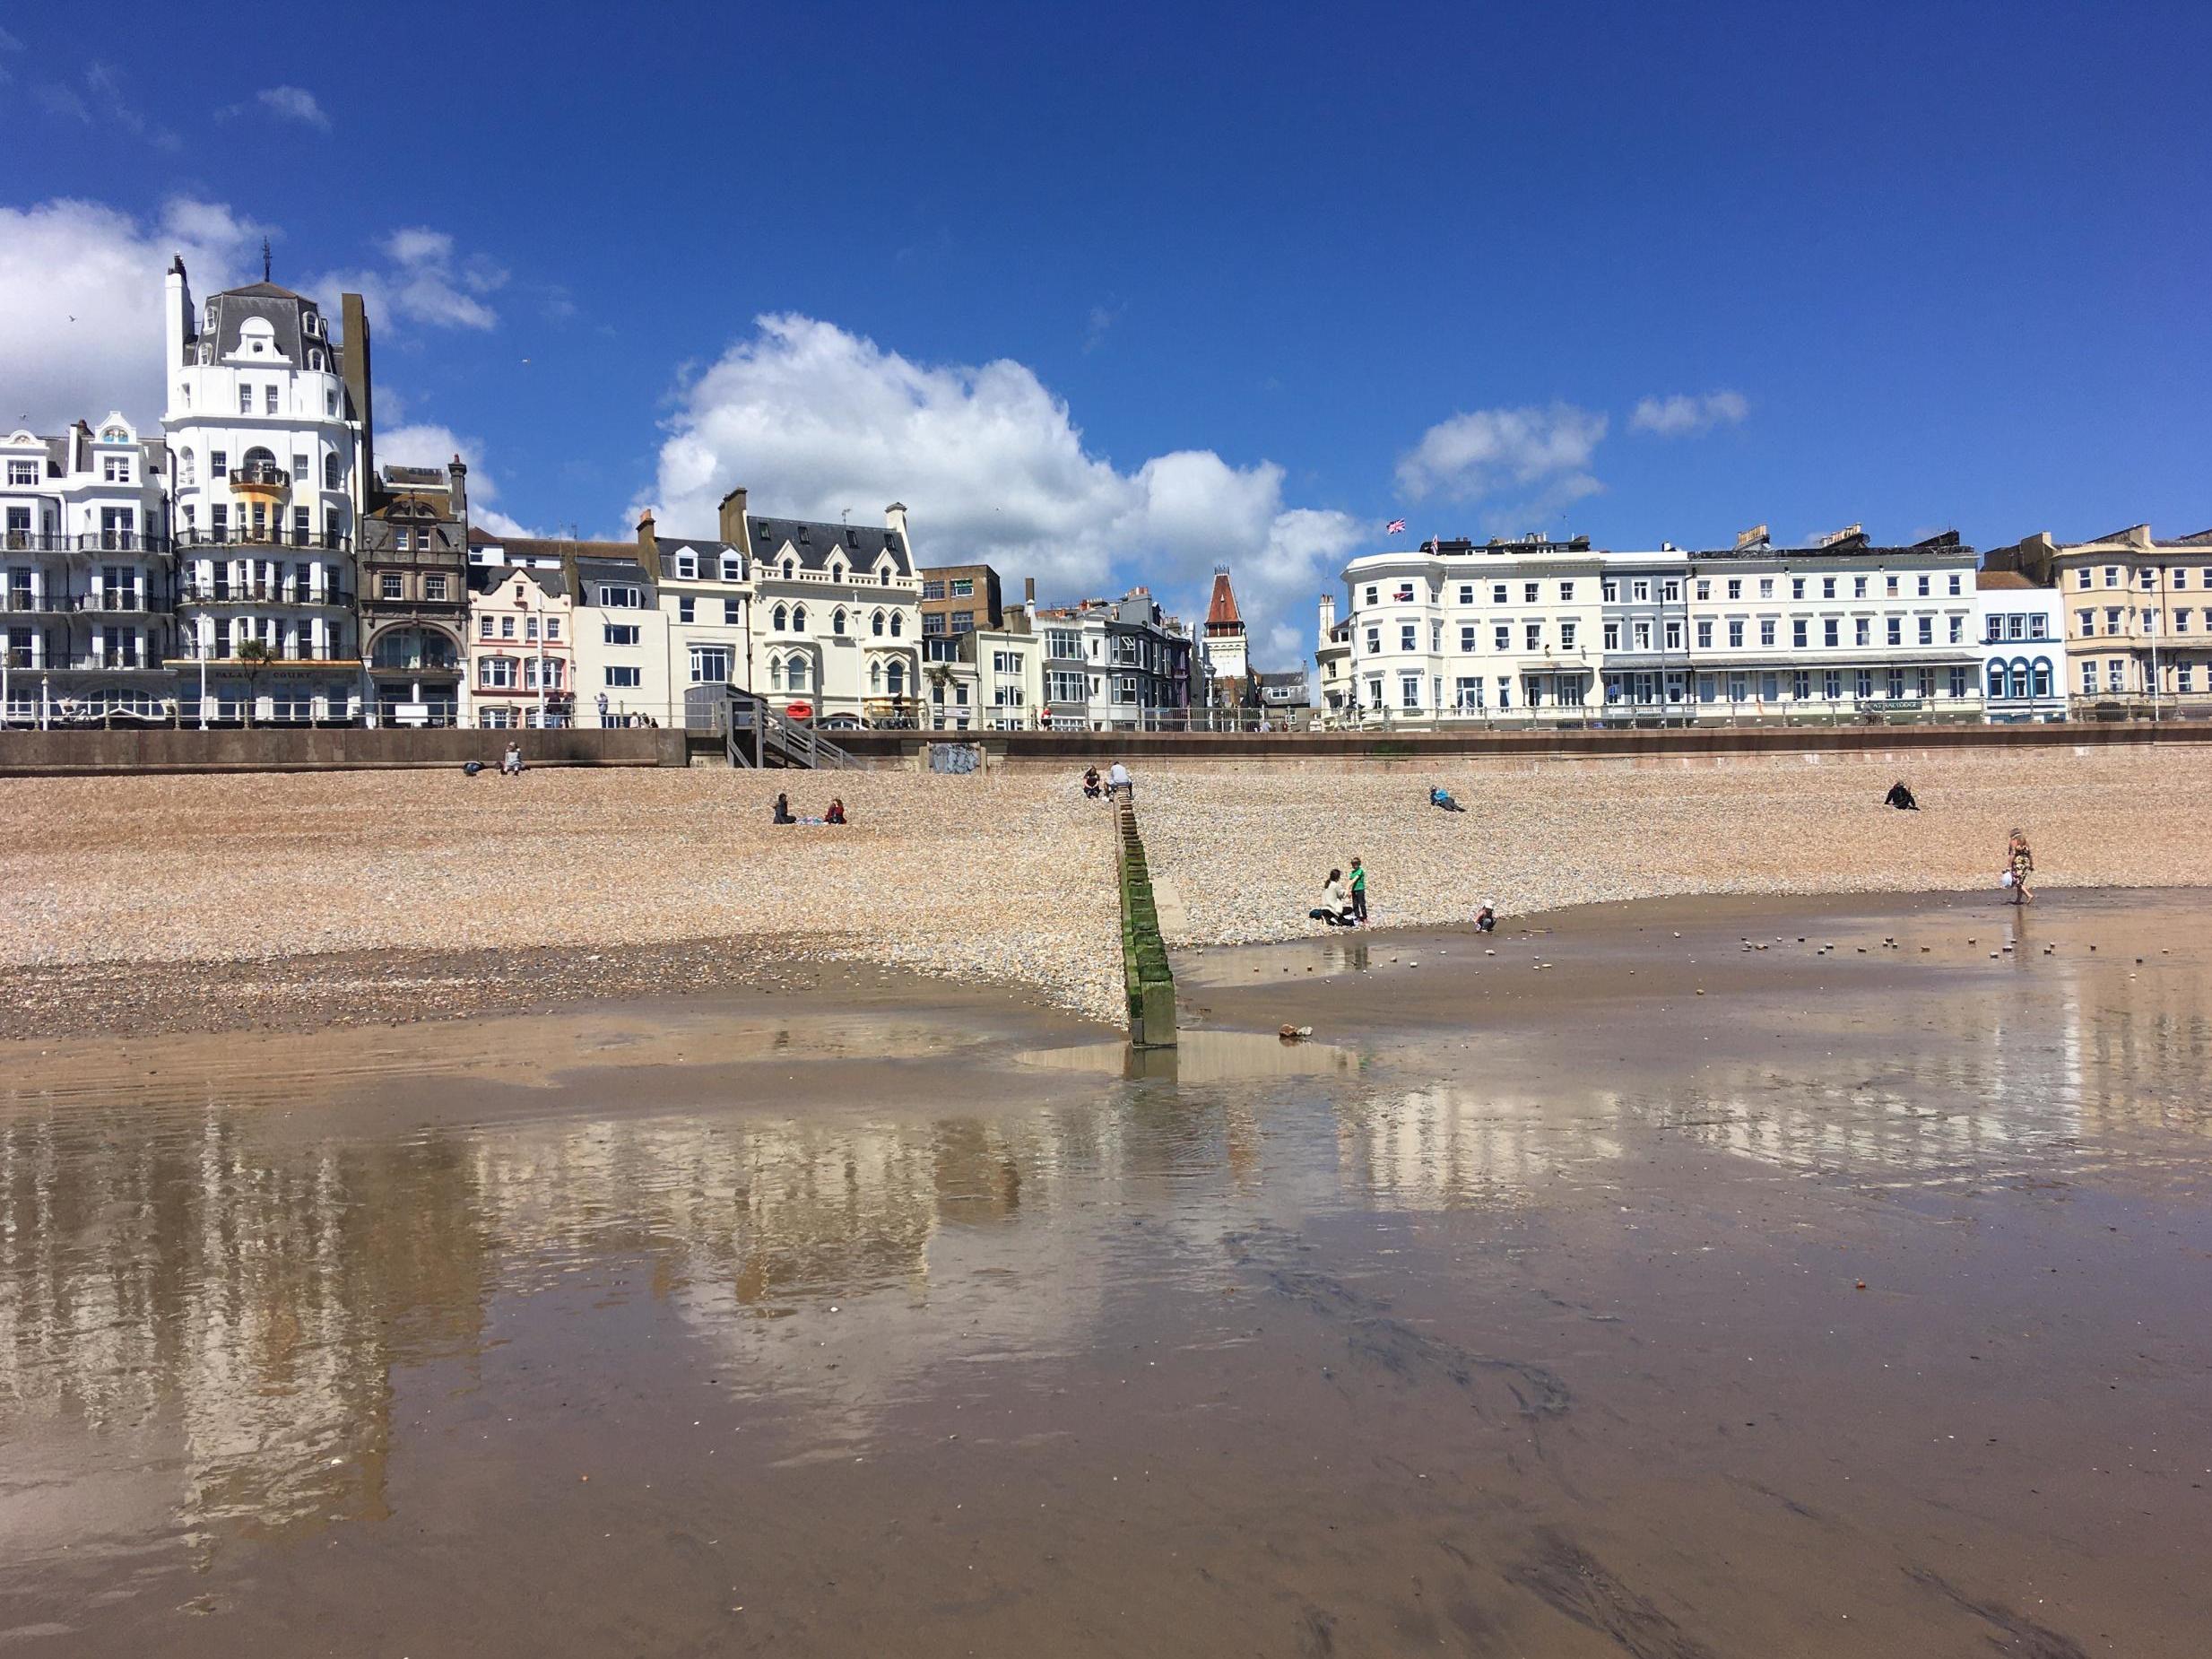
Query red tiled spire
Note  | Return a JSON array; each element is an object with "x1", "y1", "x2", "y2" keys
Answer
[{"x1": 1204, "y1": 565, "x2": 1244, "y2": 635}]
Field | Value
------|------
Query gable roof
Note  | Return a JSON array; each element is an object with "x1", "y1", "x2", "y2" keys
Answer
[{"x1": 468, "y1": 563, "x2": 569, "y2": 600}]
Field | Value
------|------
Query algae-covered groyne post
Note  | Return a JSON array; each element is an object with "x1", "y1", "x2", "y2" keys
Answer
[{"x1": 1115, "y1": 797, "x2": 1176, "y2": 1048}]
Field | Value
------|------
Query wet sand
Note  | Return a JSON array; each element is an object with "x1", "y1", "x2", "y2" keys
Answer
[{"x1": 2, "y1": 890, "x2": 2208, "y2": 1655}]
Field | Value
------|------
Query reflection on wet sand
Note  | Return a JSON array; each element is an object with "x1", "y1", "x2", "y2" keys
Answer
[{"x1": 2, "y1": 890, "x2": 2209, "y2": 1655}]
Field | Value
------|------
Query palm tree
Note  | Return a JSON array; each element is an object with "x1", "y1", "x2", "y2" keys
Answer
[{"x1": 235, "y1": 638, "x2": 276, "y2": 728}]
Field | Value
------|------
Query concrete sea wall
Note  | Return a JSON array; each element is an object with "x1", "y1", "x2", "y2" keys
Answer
[{"x1": 0, "y1": 726, "x2": 686, "y2": 776}]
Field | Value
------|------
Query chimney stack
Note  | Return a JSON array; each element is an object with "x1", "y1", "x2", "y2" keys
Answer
[
  {"x1": 341, "y1": 292, "x2": 374, "y2": 514},
  {"x1": 718, "y1": 486, "x2": 748, "y2": 543}
]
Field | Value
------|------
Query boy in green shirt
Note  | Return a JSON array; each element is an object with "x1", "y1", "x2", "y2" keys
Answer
[{"x1": 1349, "y1": 857, "x2": 1367, "y2": 925}]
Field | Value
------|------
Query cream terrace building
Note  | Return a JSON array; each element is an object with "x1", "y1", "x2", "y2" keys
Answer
[
  {"x1": 720, "y1": 491, "x2": 923, "y2": 725},
  {"x1": 2005, "y1": 524, "x2": 2212, "y2": 715}
]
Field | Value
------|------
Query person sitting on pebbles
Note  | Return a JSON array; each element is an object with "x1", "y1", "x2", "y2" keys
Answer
[
  {"x1": 1082, "y1": 767, "x2": 1103, "y2": 799},
  {"x1": 1885, "y1": 779, "x2": 1920, "y2": 811},
  {"x1": 825, "y1": 797, "x2": 847, "y2": 825},
  {"x1": 1475, "y1": 900, "x2": 1497, "y2": 934}
]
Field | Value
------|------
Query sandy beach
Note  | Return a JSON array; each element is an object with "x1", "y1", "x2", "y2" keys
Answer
[{"x1": 4, "y1": 744, "x2": 2212, "y2": 1038}]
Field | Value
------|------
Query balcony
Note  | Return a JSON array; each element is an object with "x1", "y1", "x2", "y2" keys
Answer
[
  {"x1": 1, "y1": 532, "x2": 175, "y2": 556},
  {"x1": 228, "y1": 462, "x2": 291, "y2": 495},
  {"x1": 73, "y1": 590, "x2": 164, "y2": 613},
  {"x1": 178, "y1": 581, "x2": 355, "y2": 608},
  {"x1": 0, "y1": 592, "x2": 69, "y2": 614},
  {"x1": 175, "y1": 528, "x2": 353, "y2": 555},
  {"x1": 55, "y1": 656, "x2": 162, "y2": 673}
]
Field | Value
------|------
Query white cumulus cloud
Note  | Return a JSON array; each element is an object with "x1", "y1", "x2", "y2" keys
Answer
[
  {"x1": 1628, "y1": 389, "x2": 1749, "y2": 439},
  {"x1": 642, "y1": 314, "x2": 1359, "y2": 670},
  {"x1": 1394, "y1": 403, "x2": 1609, "y2": 510},
  {"x1": 0, "y1": 195, "x2": 265, "y2": 429},
  {"x1": 256, "y1": 85, "x2": 330, "y2": 128},
  {"x1": 377, "y1": 422, "x2": 534, "y2": 538},
  {"x1": 313, "y1": 228, "x2": 507, "y2": 333}
]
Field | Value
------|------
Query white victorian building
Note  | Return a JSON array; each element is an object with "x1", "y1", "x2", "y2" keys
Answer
[
  {"x1": 1327, "y1": 525, "x2": 1987, "y2": 728},
  {"x1": 161, "y1": 256, "x2": 369, "y2": 724},
  {"x1": 1339, "y1": 534, "x2": 1604, "y2": 723},
  {"x1": 1972, "y1": 570, "x2": 2066, "y2": 722},
  {"x1": 1, "y1": 415, "x2": 173, "y2": 725}
]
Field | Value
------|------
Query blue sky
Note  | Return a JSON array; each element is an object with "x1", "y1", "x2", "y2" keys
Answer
[{"x1": 4, "y1": 0, "x2": 2208, "y2": 660}]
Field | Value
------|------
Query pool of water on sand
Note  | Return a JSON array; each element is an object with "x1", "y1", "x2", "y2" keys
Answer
[{"x1": 1, "y1": 889, "x2": 2208, "y2": 1656}]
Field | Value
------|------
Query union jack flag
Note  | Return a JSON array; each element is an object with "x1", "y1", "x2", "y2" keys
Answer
[{"x1": 1385, "y1": 518, "x2": 1407, "y2": 535}]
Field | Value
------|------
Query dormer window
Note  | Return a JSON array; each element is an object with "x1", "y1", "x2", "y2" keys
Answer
[
  {"x1": 674, "y1": 552, "x2": 697, "y2": 580},
  {"x1": 829, "y1": 561, "x2": 845, "y2": 584},
  {"x1": 720, "y1": 554, "x2": 742, "y2": 582},
  {"x1": 781, "y1": 557, "x2": 794, "y2": 579}
]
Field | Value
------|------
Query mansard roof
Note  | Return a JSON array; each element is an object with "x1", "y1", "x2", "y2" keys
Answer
[{"x1": 749, "y1": 515, "x2": 913, "y2": 576}]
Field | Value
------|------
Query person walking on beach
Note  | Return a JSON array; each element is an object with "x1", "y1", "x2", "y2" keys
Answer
[
  {"x1": 1349, "y1": 856, "x2": 1368, "y2": 925},
  {"x1": 2006, "y1": 828, "x2": 2035, "y2": 904}
]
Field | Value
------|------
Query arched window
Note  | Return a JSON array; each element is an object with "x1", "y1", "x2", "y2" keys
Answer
[
  {"x1": 871, "y1": 611, "x2": 884, "y2": 638},
  {"x1": 243, "y1": 445, "x2": 277, "y2": 471},
  {"x1": 889, "y1": 612, "x2": 903, "y2": 638},
  {"x1": 768, "y1": 657, "x2": 783, "y2": 691},
  {"x1": 870, "y1": 660, "x2": 882, "y2": 691},
  {"x1": 829, "y1": 562, "x2": 845, "y2": 584},
  {"x1": 792, "y1": 605, "x2": 807, "y2": 631},
  {"x1": 772, "y1": 604, "x2": 788, "y2": 631},
  {"x1": 2031, "y1": 658, "x2": 2052, "y2": 699},
  {"x1": 879, "y1": 563, "x2": 893, "y2": 586},
  {"x1": 179, "y1": 449, "x2": 196, "y2": 487},
  {"x1": 2010, "y1": 658, "x2": 2033, "y2": 701},
  {"x1": 782, "y1": 557, "x2": 794, "y2": 578},
  {"x1": 832, "y1": 608, "x2": 846, "y2": 636},
  {"x1": 1986, "y1": 659, "x2": 2007, "y2": 699},
  {"x1": 887, "y1": 661, "x2": 906, "y2": 697},
  {"x1": 788, "y1": 656, "x2": 809, "y2": 691},
  {"x1": 324, "y1": 453, "x2": 341, "y2": 491}
]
